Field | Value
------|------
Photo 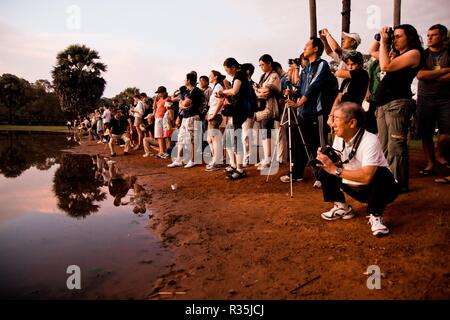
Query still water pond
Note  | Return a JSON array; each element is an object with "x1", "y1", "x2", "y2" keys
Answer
[{"x1": 0, "y1": 131, "x2": 170, "y2": 299}]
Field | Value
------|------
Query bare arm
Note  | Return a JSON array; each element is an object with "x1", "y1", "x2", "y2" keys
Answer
[
  {"x1": 335, "y1": 69, "x2": 352, "y2": 79},
  {"x1": 223, "y1": 79, "x2": 241, "y2": 97},
  {"x1": 437, "y1": 73, "x2": 450, "y2": 81},
  {"x1": 368, "y1": 40, "x2": 380, "y2": 60},
  {"x1": 324, "y1": 31, "x2": 342, "y2": 56},
  {"x1": 317, "y1": 149, "x2": 379, "y2": 184},
  {"x1": 417, "y1": 67, "x2": 450, "y2": 80}
]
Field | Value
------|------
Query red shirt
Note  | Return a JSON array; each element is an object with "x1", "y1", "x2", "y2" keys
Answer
[{"x1": 155, "y1": 98, "x2": 167, "y2": 118}]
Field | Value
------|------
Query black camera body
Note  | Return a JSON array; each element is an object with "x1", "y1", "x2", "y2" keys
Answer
[
  {"x1": 288, "y1": 58, "x2": 301, "y2": 66},
  {"x1": 374, "y1": 27, "x2": 394, "y2": 44},
  {"x1": 309, "y1": 145, "x2": 342, "y2": 169}
]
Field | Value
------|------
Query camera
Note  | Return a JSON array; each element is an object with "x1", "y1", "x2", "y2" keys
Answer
[
  {"x1": 374, "y1": 27, "x2": 394, "y2": 44},
  {"x1": 288, "y1": 58, "x2": 301, "y2": 66},
  {"x1": 308, "y1": 145, "x2": 342, "y2": 169}
]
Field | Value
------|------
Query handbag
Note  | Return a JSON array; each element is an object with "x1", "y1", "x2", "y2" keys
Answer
[
  {"x1": 254, "y1": 107, "x2": 273, "y2": 122},
  {"x1": 221, "y1": 103, "x2": 235, "y2": 117}
]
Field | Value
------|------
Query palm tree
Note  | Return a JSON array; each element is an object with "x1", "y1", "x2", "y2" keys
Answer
[
  {"x1": 52, "y1": 44, "x2": 107, "y2": 116},
  {"x1": 394, "y1": 0, "x2": 401, "y2": 26},
  {"x1": 342, "y1": 0, "x2": 351, "y2": 33},
  {"x1": 309, "y1": 0, "x2": 317, "y2": 37}
]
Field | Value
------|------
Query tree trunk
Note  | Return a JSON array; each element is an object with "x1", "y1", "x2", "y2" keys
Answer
[
  {"x1": 394, "y1": 0, "x2": 401, "y2": 26},
  {"x1": 341, "y1": 0, "x2": 351, "y2": 33},
  {"x1": 309, "y1": 0, "x2": 317, "y2": 37},
  {"x1": 8, "y1": 105, "x2": 13, "y2": 125}
]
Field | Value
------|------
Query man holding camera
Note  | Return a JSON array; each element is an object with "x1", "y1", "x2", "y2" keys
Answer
[
  {"x1": 316, "y1": 102, "x2": 398, "y2": 237},
  {"x1": 320, "y1": 28, "x2": 361, "y2": 86},
  {"x1": 286, "y1": 37, "x2": 338, "y2": 185}
]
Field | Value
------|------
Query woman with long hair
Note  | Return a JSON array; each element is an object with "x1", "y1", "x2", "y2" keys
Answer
[
  {"x1": 205, "y1": 70, "x2": 226, "y2": 171},
  {"x1": 375, "y1": 24, "x2": 423, "y2": 192},
  {"x1": 220, "y1": 57, "x2": 250, "y2": 180},
  {"x1": 254, "y1": 54, "x2": 281, "y2": 170}
]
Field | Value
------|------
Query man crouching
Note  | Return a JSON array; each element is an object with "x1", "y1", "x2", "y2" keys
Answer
[{"x1": 316, "y1": 102, "x2": 398, "y2": 237}]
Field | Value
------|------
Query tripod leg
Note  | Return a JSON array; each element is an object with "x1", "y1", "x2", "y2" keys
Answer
[{"x1": 288, "y1": 107, "x2": 293, "y2": 198}]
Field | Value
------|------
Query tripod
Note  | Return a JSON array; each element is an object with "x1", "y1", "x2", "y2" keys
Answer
[{"x1": 266, "y1": 102, "x2": 312, "y2": 198}]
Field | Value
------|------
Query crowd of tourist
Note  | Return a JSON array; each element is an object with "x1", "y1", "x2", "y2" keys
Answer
[{"x1": 73, "y1": 23, "x2": 449, "y2": 237}]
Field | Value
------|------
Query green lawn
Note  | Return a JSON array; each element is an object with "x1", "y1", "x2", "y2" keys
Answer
[{"x1": 0, "y1": 125, "x2": 68, "y2": 133}]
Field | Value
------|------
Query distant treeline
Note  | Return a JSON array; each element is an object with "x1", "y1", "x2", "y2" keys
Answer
[{"x1": 0, "y1": 74, "x2": 69, "y2": 125}]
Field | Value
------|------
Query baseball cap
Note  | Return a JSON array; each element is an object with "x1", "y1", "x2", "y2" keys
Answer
[{"x1": 342, "y1": 32, "x2": 361, "y2": 46}]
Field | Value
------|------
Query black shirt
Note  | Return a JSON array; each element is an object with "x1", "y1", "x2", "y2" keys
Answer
[
  {"x1": 340, "y1": 69, "x2": 369, "y2": 105},
  {"x1": 109, "y1": 116, "x2": 128, "y2": 135},
  {"x1": 182, "y1": 87, "x2": 203, "y2": 118},
  {"x1": 376, "y1": 50, "x2": 420, "y2": 106}
]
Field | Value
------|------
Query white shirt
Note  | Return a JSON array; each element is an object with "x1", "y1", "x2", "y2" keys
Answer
[
  {"x1": 134, "y1": 101, "x2": 145, "y2": 118},
  {"x1": 102, "y1": 108, "x2": 111, "y2": 123},
  {"x1": 208, "y1": 83, "x2": 224, "y2": 116},
  {"x1": 332, "y1": 130, "x2": 389, "y2": 186}
]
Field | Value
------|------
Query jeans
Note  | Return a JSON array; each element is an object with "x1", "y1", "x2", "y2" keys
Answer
[
  {"x1": 376, "y1": 99, "x2": 413, "y2": 191},
  {"x1": 318, "y1": 167, "x2": 399, "y2": 216}
]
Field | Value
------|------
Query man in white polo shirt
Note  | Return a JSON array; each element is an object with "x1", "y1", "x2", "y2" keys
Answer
[{"x1": 315, "y1": 102, "x2": 399, "y2": 237}]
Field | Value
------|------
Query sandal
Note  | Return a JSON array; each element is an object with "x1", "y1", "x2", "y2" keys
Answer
[
  {"x1": 227, "y1": 170, "x2": 247, "y2": 180},
  {"x1": 224, "y1": 166, "x2": 236, "y2": 173},
  {"x1": 434, "y1": 177, "x2": 450, "y2": 184}
]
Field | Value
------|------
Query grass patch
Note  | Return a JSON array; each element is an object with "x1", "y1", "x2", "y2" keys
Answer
[{"x1": 0, "y1": 125, "x2": 68, "y2": 133}]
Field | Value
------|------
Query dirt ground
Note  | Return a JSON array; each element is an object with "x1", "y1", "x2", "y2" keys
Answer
[{"x1": 71, "y1": 140, "x2": 450, "y2": 300}]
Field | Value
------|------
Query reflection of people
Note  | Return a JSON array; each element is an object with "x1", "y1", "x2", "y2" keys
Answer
[
  {"x1": 317, "y1": 102, "x2": 398, "y2": 237},
  {"x1": 107, "y1": 160, "x2": 136, "y2": 207},
  {"x1": 131, "y1": 183, "x2": 148, "y2": 214}
]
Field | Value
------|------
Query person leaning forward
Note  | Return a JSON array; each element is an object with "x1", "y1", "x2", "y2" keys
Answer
[{"x1": 316, "y1": 102, "x2": 399, "y2": 237}]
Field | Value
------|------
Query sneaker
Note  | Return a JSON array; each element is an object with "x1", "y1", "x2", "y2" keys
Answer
[
  {"x1": 313, "y1": 180, "x2": 322, "y2": 189},
  {"x1": 184, "y1": 160, "x2": 196, "y2": 168},
  {"x1": 280, "y1": 175, "x2": 304, "y2": 183},
  {"x1": 257, "y1": 161, "x2": 270, "y2": 171},
  {"x1": 167, "y1": 160, "x2": 183, "y2": 168},
  {"x1": 367, "y1": 215, "x2": 389, "y2": 237},
  {"x1": 321, "y1": 203, "x2": 354, "y2": 221},
  {"x1": 143, "y1": 153, "x2": 153, "y2": 158},
  {"x1": 205, "y1": 164, "x2": 220, "y2": 172},
  {"x1": 110, "y1": 153, "x2": 117, "y2": 157},
  {"x1": 97, "y1": 140, "x2": 103, "y2": 144}
]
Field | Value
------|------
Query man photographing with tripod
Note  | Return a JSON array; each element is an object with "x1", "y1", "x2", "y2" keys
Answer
[
  {"x1": 315, "y1": 102, "x2": 399, "y2": 237},
  {"x1": 284, "y1": 37, "x2": 338, "y2": 187}
]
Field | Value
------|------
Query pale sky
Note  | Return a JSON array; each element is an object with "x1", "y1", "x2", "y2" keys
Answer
[{"x1": 1, "y1": 0, "x2": 449, "y2": 97}]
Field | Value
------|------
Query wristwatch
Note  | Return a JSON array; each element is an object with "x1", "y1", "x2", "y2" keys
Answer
[{"x1": 335, "y1": 167, "x2": 343, "y2": 178}]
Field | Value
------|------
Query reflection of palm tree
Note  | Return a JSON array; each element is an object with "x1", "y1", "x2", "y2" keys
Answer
[{"x1": 53, "y1": 154, "x2": 106, "y2": 219}]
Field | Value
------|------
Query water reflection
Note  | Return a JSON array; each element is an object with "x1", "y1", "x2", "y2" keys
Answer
[
  {"x1": 0, "y1": 131, "x2": 77, "y2": 178},
  {"x1": 52, "y1": 153, "x2": 150, "y2": 219}
]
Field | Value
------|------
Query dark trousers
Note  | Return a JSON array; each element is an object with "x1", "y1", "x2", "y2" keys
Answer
[
  {"x1": 291, "y1": 114, "x2": 326, "y2": 179},
  {"x1": 318, "y1": 166, "x2": 399, "y2": 216}
]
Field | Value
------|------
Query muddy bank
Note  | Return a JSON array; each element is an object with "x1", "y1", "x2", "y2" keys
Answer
[{"x1": 69, "y1": 140, "x2": 450, "y2": 300}]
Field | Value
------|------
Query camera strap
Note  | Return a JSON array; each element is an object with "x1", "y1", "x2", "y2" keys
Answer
[{"x1": 341, "y1": 128, "x2": 365, "y2": 165}]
